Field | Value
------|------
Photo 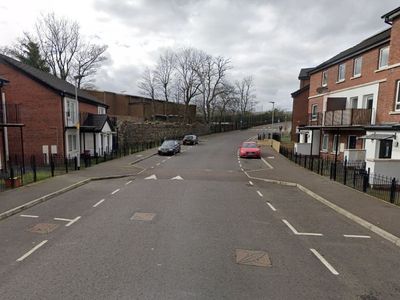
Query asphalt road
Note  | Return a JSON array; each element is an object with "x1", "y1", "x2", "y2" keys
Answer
[{"x1": 1, "y1": 129, "x2": 400, "y2": 299}]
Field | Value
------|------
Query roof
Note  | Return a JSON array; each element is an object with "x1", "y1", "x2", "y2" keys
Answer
[
  {"x1": 291, "y1": 84, "x2": 310, "y2": 97},
  {"x1": 382, "y1": 6, "x2": 400, "y2": 24},
  {"x1": 0, "y1": 75, "x2": 9, "y2": 85},
  {"x1": 311, "y1": 28, "x2": 391, "y2": 74},
  {"x1": 81, "y1": 114, "x2": 111, "y2": 132},
  {"x1": 0, "y1": 54, "x2": 106, "y2": 107},
  {"x1": 359, "y1": 133, "x2": 395, "y2": 140},
  {"x1": 298, "y1": 68, "x2": 314, "y2": 80}
]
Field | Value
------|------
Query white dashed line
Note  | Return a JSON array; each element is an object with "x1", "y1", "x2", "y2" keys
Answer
[
  {"x1": 240, "y1": 168, "x2": 244, "y2": 171},
  {"x1": 93, "y1": 199, "x2": 105, "y2": 207},
  {"x1": 20, "y1": 214, "x2": 39, "y2": 218},
  {"x1": 256, "y1": 190, "x2": 263, "y2": 197},
  {"x1": 111, "y1": 189, "x2": 120, "y2": 195},
  {"x1": 266, "y1": 202, "x2": 277, "y2": 211},
  {"x1": 17, "y1": 240, "x2": 48, "y2": 262},
  {"x1": 282, "y1": 219, "x2": 323, "y2": 236},
  {"x1": 125, "y1": 180, "x2": 133, "y2": 185},
  {"x1": 156, "y1": 163, "x2": 161, "y2": 166},
  {"x1": 249, "y1": 181, "x2": 254, "y2": 186},
  {"x1": 310, "y1": 248, "x2": 339, "y2": 275},
  {"x1": 343, "y1": 234, "x2": 371, "y2": 239}
]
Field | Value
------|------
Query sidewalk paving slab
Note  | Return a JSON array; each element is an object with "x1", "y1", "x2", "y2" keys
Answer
[{"x1": 257, "y1": 145, "x2": 400, "y2": 239}]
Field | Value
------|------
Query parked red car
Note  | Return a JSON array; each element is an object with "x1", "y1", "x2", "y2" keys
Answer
[{"x1": 239, "y1": 142, "x2": 261, "y2": 159}]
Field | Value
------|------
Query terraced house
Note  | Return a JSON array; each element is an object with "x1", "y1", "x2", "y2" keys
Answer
[
  {"x1": 0, "y1": 54, "x2": 114, "y2": 171},
  {"x1": 293, "y1": 6, "x2": 400, "y2": 178}
]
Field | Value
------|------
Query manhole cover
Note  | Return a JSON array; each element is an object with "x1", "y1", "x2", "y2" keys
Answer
[
  {"x1": 131, "y1": 212, "x2": 156, "y2": 221},
  {"x1": 235, "y1": 249, "x2": 271, "y2": 267},
  {"x1": 29, "y1": 223, "x2": 59, "y2": 234}
]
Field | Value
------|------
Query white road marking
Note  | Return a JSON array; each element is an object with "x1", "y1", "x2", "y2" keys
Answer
[
  {"x1": 266, "y1": 202, "x2": 277, "y2": 211},
  {"x1": 17, "y1": 240, "x2": 48, "y2": 262},
  {"x1": 111, "y1": 189, "x2": 120, "y2": 195},
  {"x1": 145, "y1": 174, "x2": 157, "y2": 180},
  {"x1": 282, "y1": 219, "x2": 323, "y2": 236},
  {"x1": 240, "y1": 168, "x2": 244, "y2": 171},
  {"x1": 156, "y1": 163, "x2": 161, "y2": 166},
  {"x1": 93, "y1": 199, "x2": 105, "y2": 207},
  {"x1": 171, "y1": 175, "x2": 184, "y2": 180},
  {"x1": 162, "y1": 160, "x2": 166, "y2": 163},
  {"x1": 257, "y1": 190, "x2": 263, "y2": 197},
  {"x1": 20, "y1": 214, "x2": 39, "y2": 218},
  {"x1": 343, "y1": 234, "x2": 371, "y2": 239},
  {"x1": 54, "y1": 216, "x2": 81, "y2": 227},
  {"x1": 267, "y1": 156, "x2": 275, "y2": 159},
  {"x1": 249, "y1": 181, "x2": 254, "y2": 186},
  {"x1": 310, "y1": 248, "x2": 339, "y2": 275},
  {"x1": 167, "y1": 157, "x2": 172, "y2": 159},
  {"x1": 150, "y1": 166, "x2": 154, "y2": 169},
  {"x1": 137, "y1": 169, "x2": 147, "y2": 175},
  {"x1": 261, "y1": 157, "x2": 274, "y2": 169},
  {"x1": 125, "y1": 180, "x2": 133, "y2": 185}
]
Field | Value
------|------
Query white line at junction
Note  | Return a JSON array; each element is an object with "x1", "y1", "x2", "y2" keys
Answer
[
  {"x1": 93, "y1": 199, "x2": 105, "y2": 207},
  {"x1": 125, "y1": 180, "x2": 133, "y2": 185},
  {"x1": 16, "y1": 240, "x2": 48, "y2": 262},
  {"x1": 249, "y1": 181, "x2": 254, "y2": 186},
  {"x1": 54, "y1": 216, "x2": 81, "y2": 227},
  {"x1": 261, "y1": 157, "x2": 274, "y2": 169},
  {"x1": 310, "y1": 248, "x2": 339, "y2": 275},
  {"x1": 257, "y1": 190, "x2": 263, "y2": 197},
  {"x1": 343, "y1": 234, "x2": 371, "y2": 239},
  {"x1": 282, "y1": 219, "x2": 323, "y2": 236},
  {"x1": 20, "y1": 214, "x2": 39, "y2": 218}
]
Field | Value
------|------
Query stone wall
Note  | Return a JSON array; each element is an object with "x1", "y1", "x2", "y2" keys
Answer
[{"x1": 117, "y1": 121, "x2": 210, "y2": 146}]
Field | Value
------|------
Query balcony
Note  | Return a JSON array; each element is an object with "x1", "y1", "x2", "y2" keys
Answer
[
  {"x1": 0, "y1": 104, "x2": 21, "y2": 124},
  {"x1": 308, "y1": 109, "x2": 372, "y2": 126}
]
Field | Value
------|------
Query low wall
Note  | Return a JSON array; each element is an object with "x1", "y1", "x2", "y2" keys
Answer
[
  {"x1": 117, "y1": 121, "x2": 210, "y2": 146},
  {"x1": 257, "y1": 139, "x2": 281, "y2": 152}
]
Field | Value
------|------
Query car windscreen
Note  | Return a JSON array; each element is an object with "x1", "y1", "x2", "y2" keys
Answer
[
  {"x1": 242, "y1": 143, "x2": 257, "y2": 148},
  {"x1": 162, "y1": 141, "x2": 175, "y2": 147},
  {"x1": 184, "y1": 135, "x2": 194, "y2": 140}
]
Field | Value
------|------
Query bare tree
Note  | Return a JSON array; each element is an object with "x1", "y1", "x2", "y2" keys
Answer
[
  {"x1": 138, "y1": 67, "x2": 157, "y2": 120},
  {"x1": 214, "y1": 83, "x2": 237, "y2": 127},
  {"x1": 196, "y1": 53, "x2": 231, "y2": 123},
  {"x1": 154, "y1": 50, "x2": 175, "y2": 102},
  {"x1": 35, "y1": 13, "x2": 107, "y2": 87},
  {"x1": 174, "y1": 48, "x2": 203, "y2": 123},
  {"x1": 235, "y1": 76, "x2": 256, "y2": 115}
]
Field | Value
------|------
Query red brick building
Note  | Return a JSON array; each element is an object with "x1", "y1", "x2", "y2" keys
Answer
[
  {"x1": 293, "y1": 6, "x2": 400, "y2": 178},
  {"x1": 0, "y1": 54, "x2": 112, "y2": 170}
]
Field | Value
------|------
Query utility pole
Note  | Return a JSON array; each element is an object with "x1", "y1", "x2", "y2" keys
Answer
[{"x1": 269, "y1": 101, "x2": 275, "y2": 130}]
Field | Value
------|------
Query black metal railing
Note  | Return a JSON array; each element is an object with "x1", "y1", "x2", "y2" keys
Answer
[{"x1": 280, "y1": 146, "x2": 400, "y2": 205}]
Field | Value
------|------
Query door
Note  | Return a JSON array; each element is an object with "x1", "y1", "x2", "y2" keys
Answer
[{"x1": 348, "y1": 135, "x2": 357, "y2": 149}]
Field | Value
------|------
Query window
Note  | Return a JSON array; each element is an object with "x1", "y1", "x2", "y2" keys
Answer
[
  {"x1": 338, "y1": 63, "x2": 346, "y2": 82},
  {"x1": 98, "y1": 106, "x2": 106, "y2": 114},
  {"x1": 322, "y1": 134, "x2": 329, "y2": 151},
  {"x1": 350, "y1": 97, "x2": 358, "y2": 109},
  {"x1": 395, "y1": 81, "x2": 400, "y2": 111},
  {"x1": 66, "y1": 100, "x2": 78, "y2": 124},
  {"x1": 348, "y1": 136, "x2": 357, "y2": 149},
  {"x1": 353, "y1": 57, "x2": 362, "y2": 77},
  {"x1": 332, "y1": 134, "x2": 339, "y2": 153},
  {"x1": 311, "y1": 104, "x2": 318, "y2": 120},
  {"x1": 378, "y1": 46, "x2": 389, "y2": 69},
  {"x1": 68, "y1": 134, "x2": 77, "y2": 152},
  {"x1": 363, "y1": 94, "x2": 373, "y2": 109},
  {"x1": 379, "y1": 139, "x2": 392, "y2": 159},
  {"x1": 321, "y1": 70, "x2": 328, "y2": 87}
]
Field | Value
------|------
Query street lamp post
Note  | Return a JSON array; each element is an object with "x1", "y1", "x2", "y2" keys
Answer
[
  {"x1": 269, "y1": 101, "x2": 275, "y2": 130},
  {"x1": 74, "y1": 75, "x2": 84, "y2": 170}
]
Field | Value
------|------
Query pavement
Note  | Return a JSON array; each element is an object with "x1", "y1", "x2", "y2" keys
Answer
[{"x1": 1, "y1": 128, "x2": 400, "y2": 299}]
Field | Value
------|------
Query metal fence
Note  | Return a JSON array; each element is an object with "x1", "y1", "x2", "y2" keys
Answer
[
  {"x1": 0, "y1": 140, "x2": 165, "y2": 193},
  {"x1": 279, "y1": 147, "x2": 400, "y2": 205}
]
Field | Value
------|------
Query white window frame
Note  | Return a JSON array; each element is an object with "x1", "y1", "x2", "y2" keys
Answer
[
  {"x1": 378, "y1": 46, "x2": 389, "y2": 69},
  {"x1": 347, "y1": 135, "x2": 357, "y2": 150},
  {"x1": 332, "y1": 134, "x2": 339, "y2": 153},
  {"x1": 322, "y1": 134, "x2": 329, "y2": 151},
  {"x1": 363, "y1": 94, "x2": 374, "y2": 110},
  {"x1": 337, "y1": 63, "x2": 346, "y2": 82},
  {"x1": 66, "y1": 99, "x2": 78, "y2": 125},
  {"x1": 321, "y1": 70, "x2": 328, "y2": 87},
  {"x1": 311, "y1": 104, "x2": 318, "y2": 120},
  {"x1": 353, "y1": 57, "x2": 362, "y2": 77},
  {"x1": 395, "y1": 81, "x2": 400, "y2": 111},
  {"x1": 68, "y1": 134, "x2": 77, "y2": 152},
  {"x1": 350, "y1": 96, "x2": 358, "y2": 109},
  {"x1": 98, "y1": 106, "x2": 106, "y2": 114}
]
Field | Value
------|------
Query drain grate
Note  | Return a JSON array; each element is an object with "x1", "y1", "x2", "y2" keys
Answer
[
  {"x1": 235, "y1": 249, "x2": 271, "y2": 267},
  {"x1": 131, "y1": 212, "x2": 156, "y2": 221},
  {"x1": 29, "y1": 223, "x2": 59, "y2": 234}
]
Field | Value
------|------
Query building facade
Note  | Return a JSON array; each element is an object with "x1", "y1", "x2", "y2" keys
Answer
[
  {"x1": 293, "y1": 7, "x2": 400, "y2": 178},
  {"x1": 0, "y1": 54, "x2": 114, "y2": 169}
]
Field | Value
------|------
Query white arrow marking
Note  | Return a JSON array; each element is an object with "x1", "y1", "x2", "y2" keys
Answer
[
  {"x1": 145, "y1": 174, "x2": 157, "y2": 180},
  {"x1": 171, "y1": 175, "x2": 184, "y2": 180}
]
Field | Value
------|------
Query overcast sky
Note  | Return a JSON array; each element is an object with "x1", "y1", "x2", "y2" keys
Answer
[{"x1": 1, "y1": 0, "x2": 399, "y2": 111}]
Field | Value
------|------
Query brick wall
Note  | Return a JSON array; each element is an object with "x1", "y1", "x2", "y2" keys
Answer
[{"x1": 291, "y1": 87, "x2": 309, "y2": 141}]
